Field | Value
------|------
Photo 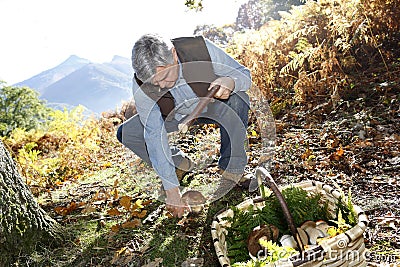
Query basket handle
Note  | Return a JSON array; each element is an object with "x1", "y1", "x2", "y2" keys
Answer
[{"x1": 256, "y1": 166, "x2": 305, "y2": 252}]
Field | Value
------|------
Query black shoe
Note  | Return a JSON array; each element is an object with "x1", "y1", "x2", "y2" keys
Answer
[{"x1": 175, "y1": 156, "x2": 195, "y2": 181}]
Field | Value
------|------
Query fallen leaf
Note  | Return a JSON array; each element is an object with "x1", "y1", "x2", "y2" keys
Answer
[
  {"x1": 132, "y1": 199, "x2": 144, "y2": 210},
  {"x1": 81, "y1": 205, "x2": 97, "y2": 214},
  {"x1": 54, "y1": 201, "x2": 78, "y2": 216},
  {"x1": 107, "y1": 208, "x2": 123, "y2": 216},
  {"x1": 131, "y1": 210, "x2": 147, "y2": 218},
  {"x1": 111, "y1": 224, "x2": 121, "y2": 233},
  {"x1": 111, "y1": 247, "x2": 127, "y2": 265},
  {"x1": 329, "y1": 146, "x2": 344, "y2": 161},
  {"x1": 119, "y1": 196, "x2": 132, "y2": 210},
  {"x1": 301, "y1": 148, "x2": 312, "y2": 160},
  {"x1": 142, "y1": 200, "x2": 152, "y2": 206},
  {"x1": 121, "y1": 219, "x2": 141, "y2": 229},
  {"x1": 112, "y1": 188, "x2": 119, "y2": 200},
  {"x1": 102, "y1": 161, "x2": 112, "y2": 168}
]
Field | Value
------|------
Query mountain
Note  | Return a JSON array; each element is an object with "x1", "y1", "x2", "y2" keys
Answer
[
  {"x1": 16, "y1": 55, "x2": 133, "y2": 114},
  {"x1": 41, "y1": 63, "x2": 132, "y2": 114},
  {"x1": 104, "y1": 55, "x2": 132, "y2": 76},
  {"x1": 16, "y1": 55, "x2": 91, "y2": 94}
]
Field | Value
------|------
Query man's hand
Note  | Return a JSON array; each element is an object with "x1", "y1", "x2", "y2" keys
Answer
[
  {"x1": 165, "y1": 186, "x2": 190, "y2": 218},
  {"x1": 209, "y1": 77, "x2": 235, "y2": 100}
]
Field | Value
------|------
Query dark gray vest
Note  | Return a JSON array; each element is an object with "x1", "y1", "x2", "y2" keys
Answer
[{"x1": 134, "y1": 36, "x2": 218, "y2": 117}]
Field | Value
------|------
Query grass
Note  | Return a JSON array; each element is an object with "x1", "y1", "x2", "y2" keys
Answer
[
  {"x1": 14, "y1": 98, "x2": 400, "y2": 266},
  {"x1": 21, "y1": 127, "x2": 253, "y2": 266}
]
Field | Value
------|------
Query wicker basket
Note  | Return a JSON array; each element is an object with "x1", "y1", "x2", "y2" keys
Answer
[{"x1": 211, "y1": 167, "x2": 369, "y2": 267}]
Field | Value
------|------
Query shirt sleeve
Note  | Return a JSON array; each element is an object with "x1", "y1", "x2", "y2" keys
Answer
[
  {"x1": 132, "y1": 79, "x2": 180, "y2": 190},
  {"x1": 204, "y1": 39, "x2": 252, "y2": 93}
]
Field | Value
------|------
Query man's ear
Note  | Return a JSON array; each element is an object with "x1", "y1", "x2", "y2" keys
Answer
[{"x1": 171, "y1": 47, "x2": 178, "y2": 64}]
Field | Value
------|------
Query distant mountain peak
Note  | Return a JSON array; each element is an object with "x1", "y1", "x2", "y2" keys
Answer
[
  {"x1": 111, "y1": 55, "x2": 130, "y2": 62},
  {"x1": 61, "y1": 55, "x2": 91, "y2": 66},
  {"x1": 15, "y1": 54, "x2": 132, "y2": 114}
]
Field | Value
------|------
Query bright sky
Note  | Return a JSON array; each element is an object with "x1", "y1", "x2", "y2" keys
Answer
[{"x1": 0, "y1": 0, "x2": 246, "y2": 84}]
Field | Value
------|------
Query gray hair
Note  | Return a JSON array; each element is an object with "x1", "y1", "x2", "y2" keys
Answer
[{"x1": 132, "y1": 34, "x2": 174, "y2": 82}]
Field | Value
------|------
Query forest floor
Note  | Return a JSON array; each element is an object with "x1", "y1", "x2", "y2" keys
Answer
[{"x1": 20, "y1": 65, "x2": 399, "y2": 266}]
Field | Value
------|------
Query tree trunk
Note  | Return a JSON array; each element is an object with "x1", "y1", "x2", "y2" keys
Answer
[{"x1": 0, "y1": 140, "x2": 63, "y2": 266}]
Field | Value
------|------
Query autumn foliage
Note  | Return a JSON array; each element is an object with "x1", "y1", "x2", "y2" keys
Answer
[
  {"x1": 2, "y1": 106, "x2": 124, "y2": 193},
  {"x1": 228, "y1": 0, "x2": 400, "y2": 111}
]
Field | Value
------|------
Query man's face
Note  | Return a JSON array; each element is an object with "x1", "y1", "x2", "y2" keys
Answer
[
  {"x1": 152, "y1": 64, "x2": 179, "y2": 89},
  {"x1": 151, "y1": 48, "x2": 179, "y2": 89}
]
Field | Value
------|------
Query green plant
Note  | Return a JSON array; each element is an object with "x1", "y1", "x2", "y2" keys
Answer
[
  {"x1": 0, "y1": 82, "x2": 52, "y2": 137},
  {"x1": 224, "y1": 186, "x2": 331, "y2": 264},
  {"x1": 335, "y1": 189, "x2": 358, "y2": 227},
  {"x1": 232, "y1": 240, "x2": 297, "y2": 267},
  {"x1": 3, "y1": 106, "x2": 105, "y2": 190},
  {"x1": 225, "y1": 206, "x2": 264, "y2": 263}
]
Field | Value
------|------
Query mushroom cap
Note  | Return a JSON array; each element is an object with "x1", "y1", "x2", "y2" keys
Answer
[
  {"x1": 181, "y1": 190, "x2": 207, "y2": 213},
  {"x1": 315, "y1": 220, "x2": 330, "y2": 235},
  {"x1": 300, "y1": 220, "x2": 317, "y2": 230},
  {"x1": 306, "y1": 227, "x2": 326, "y2": 245},
  {"x1": 247, "y1": 224, "x2": 279, "y2": 258},
  {"x1": 280, "y1": 234, "x2": 298, "y2": 249}
]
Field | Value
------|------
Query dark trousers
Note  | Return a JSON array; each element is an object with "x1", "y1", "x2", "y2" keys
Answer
[{"x1": 117, "y1": 91, "x2": 250, "y2": 174}]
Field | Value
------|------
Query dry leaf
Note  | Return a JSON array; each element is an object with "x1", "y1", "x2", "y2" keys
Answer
[
  {"x1": 132, "y1": 199, "x2": 144, "y2": 210},
  {"x1": 111, "y1": 247, "x2": 127, "y2": 264},
  {"x1": 121, "y1": 219, "x2": 141, "y2": 229},
  {"x1": 102, "y1": 161, "x2": 112, "y2": 168},
  {"x1": 81, "y1": 205, "x2": 97, "y2": 214},
  {"x1": 142, "y1": 199, "x2": 152, "y2": 206},
  {"x1": 119, "y1": 196, "x2": 132, "y2": 210},
  {"x1": 54, "y1": 201, "x2": 78, "y2": 216},
  {"x1": 111, "y1": 224, "x2": 121, "y2": 232},
  {"x1": 329, "y1": 146, "x2": 344, "y2": 161},
  {"x1": 112, "y1": 188, "x2": 119, "y2": 200},
  {"x1": 107, "y1": 208, "x2": 123, "y2": 216},
  {"x1": 301, "y1": 148, "x2": 312, "y2": 160},
  {"x1": 131, "y1": 210, "x2": 147, "y2": 218}
]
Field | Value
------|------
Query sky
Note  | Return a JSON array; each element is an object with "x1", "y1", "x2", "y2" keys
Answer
[{"x1": 0, "y1": 0, "x2": 246, "y2": 84}]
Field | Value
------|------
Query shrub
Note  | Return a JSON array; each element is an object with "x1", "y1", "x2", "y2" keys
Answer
[
  {"x1": 0, "y1": 82, "x2": 51, "y2": 137},
  {"x1": 3, "y1": 106, "x2": 104, "y2": 190},
  {"x1": 228, "y1": 0, "x2": 400, "y2": 107}
]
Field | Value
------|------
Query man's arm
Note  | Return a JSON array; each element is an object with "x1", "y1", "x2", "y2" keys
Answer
[
  {"x1": 132, "y1": 81, "x2": 188, "y2": 217},
  {"x1": 132, "y1": 82, "x2": 179, "y2": 190}
]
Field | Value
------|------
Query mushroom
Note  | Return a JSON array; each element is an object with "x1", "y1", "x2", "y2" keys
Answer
[
  {"x1": 296, "y1": 227, "x2": 309, "y2": 249},
  {"x1": 298, "y1": 220, "x2": 329, "y2": 245},
  {"x1": 300, "y1": 220, "x2": 317, "y2": 231},
  {"x1": 315, "y1": 220, "x2": 330, "y2": 236},
  {"x1": 247, "y1": 224, "x2": 279, "y2": 258},
  {"x1": 181, "y1": 190, "x2": 207, "y2": 213},
  {"x1": 280, "y1": 234, "x2": 298, "y2": 249}
]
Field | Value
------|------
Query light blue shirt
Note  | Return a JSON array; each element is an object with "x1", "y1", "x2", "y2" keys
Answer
[{"x1": 132, "y1": 39, "x2": 251, "y2": 190}]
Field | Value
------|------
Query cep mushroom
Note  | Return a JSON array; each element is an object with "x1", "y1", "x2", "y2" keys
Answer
[
  {"x1": 181, "y1": 190, "x2": 207, "y2": 213},
  {"x1": 247, "y1": 224, "x2": 279, "y2": 259},
  {"x1": 297, "y1": 220, "x2": 329, "y2": 247}
]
